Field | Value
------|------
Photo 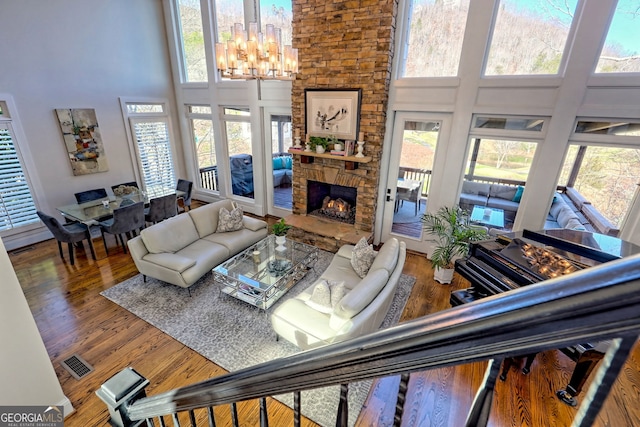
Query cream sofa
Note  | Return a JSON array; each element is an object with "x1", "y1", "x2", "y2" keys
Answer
[
  {"x1": 270, "y1": 238, "x2": 407, "y2": 350},
  {"x1": 127, "y1": 199, "x2": 268, "y2": 289}
]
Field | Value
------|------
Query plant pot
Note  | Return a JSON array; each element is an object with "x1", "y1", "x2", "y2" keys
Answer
[
  {"x1": 434, "y1": 266, "x2": 454, "y2": 284},
  {"x1": 275, "y1": 235, "x2": 286, "y2": 251},
  {"x1": 315, "y1": 146, "x2": 325, "y2": 154}
]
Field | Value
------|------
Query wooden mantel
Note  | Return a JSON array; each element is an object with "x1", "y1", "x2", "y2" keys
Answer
[{"x1": 288, "y1": 148, "x2": 372, "y2": 170}]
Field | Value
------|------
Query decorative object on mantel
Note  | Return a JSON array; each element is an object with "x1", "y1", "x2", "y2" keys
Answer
[
  {"x1": 355, "y1": 131, "x2": 366, "y2": 158},
  {"x1": 309, "y1": 136, "x2": 329, "y2": 154},
  {"x1": 55, "y1": 108, "x2": 109, "y2": 176},
  {"x1": 305, "y1": 88, "x2": 362, "y2": 140},
  {"x1": 292, "y1": 128, "x2": 303, "y2": 149},
  {"x1": 215, "y1": 22, "x2": 297, "y2": 80},
  {"x1": 304, "y1": 134, "x2": 311, "y2": 152}
]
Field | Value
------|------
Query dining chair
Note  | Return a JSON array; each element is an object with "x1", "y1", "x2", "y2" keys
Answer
[
  {"x1": 111, "y1": 181, "x2": 139, "y2": 192},
  {"x1": 396, "y1": 179, "x2": 424, "y2": 216},
  {"x1": 74, "y1": 188, "x2": 108, "y2": 204},
  {"x1": 99, "y1": 201, "x2": 145, "y2": 255},
  {"x1": 176, "y1": 179, "x2": 193, "y2": 213},
  {"x1": 37, "y1": 211, "x2": 96, "y2": 265},
  {"x1": 144, "y1": 193, "x2": 177, "y2": 225}
]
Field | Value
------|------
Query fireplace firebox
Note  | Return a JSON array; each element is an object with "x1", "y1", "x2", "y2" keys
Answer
[{"x1": 307, "y1": 181, "x2": 357, "y2": 224}]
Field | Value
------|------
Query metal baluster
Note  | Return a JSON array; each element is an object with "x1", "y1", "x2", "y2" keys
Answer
[
  {"x1": 230, "y1": 402, "x2": 239, "y2": 427},
  {"x1": 171, "y1": 412, "x2": 181, "y2": 426},
  {"x1": 158, "y1": 415, "x2": 167, "y2": 427},
  {"x1": 335, "y1": 383, "x2": 349, "y2": 427},
  {"x1": 293, "y1": 391, "x2": 301, "y2": 427},
  {"x1": 393, "y1": 373, "x2": 411, "y2": 427},
  {"x1": 188, "y1": 409, "x2": 196, "y2": 426},
  {"x1": 260, "y1": 397, "x2": 269, "y2": 427},
  {"x1": 207, "y1": 407, "x2": 216, "y2": 427},
  {"x1": 145, "y1": 418, "x2": 155, "y2": 427},
  {"x1": 465, "y1": 358, "x2": 502, "y2": 427},
  {"x1": 572, "y1": 335, "x2": 637, "y2": 427}
]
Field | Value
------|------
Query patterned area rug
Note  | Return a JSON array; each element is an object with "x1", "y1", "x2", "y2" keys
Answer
[{"x1": 101, "y1": 249, "x2": 415, "y2": 427}]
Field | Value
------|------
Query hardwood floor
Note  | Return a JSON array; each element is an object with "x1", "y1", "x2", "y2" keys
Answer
[{"x1": 9, "y1": 205, "x2": 640, "y2": 427}]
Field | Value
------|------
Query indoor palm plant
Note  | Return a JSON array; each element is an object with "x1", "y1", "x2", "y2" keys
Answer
[{"x1": 421, "y1": 205, "x2": 487, "y2": 284}]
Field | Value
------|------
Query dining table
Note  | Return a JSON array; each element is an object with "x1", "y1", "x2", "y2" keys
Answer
[{"x1": 57, "y1": 185, "x2": 185, "y2": 224}]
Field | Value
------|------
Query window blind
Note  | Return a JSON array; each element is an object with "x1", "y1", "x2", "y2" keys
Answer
[
  {"x1": 131, "y1": 119, "x2": 176, "y2": 189},
  {"x1": 0, "y1": 123, "x2": 39, "y2": 231}
]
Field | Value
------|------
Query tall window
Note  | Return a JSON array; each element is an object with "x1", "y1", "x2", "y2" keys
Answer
[
  {"x1": 270, "y1": 115, "x2": 292, "y2": 153},
  {"x1": 0, "y1": 121, "x2": 39, "y2": 233},
  {"x1": 187, "y1": 106, "x2": 218, "y2": 191},
  {"x1": 222, "y1": 107, "x2": 254, "y2": 198},
  {"x1": 595, "y1": 0, "x2": 640, "y2": 73},
  {"x1": 557, "y1": 120, "x2": 640, "y2": 234},
  {"x1": 402, "y1": 0, "x2": 470, "y2": 77},
  {"x1": 484, "y1": 0, "x2": 577, "y2": 75},
  {"x1": 214, "y1": 0, "x2": 244, "y2": 44},
  {"x1": 122, "y1": 101, "x2": 176, "y2": 190},
  {"x1": 177, "y1": 0, "x2": 208, "y2": 82}
]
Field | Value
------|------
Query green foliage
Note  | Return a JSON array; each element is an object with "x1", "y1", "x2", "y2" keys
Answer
[
  {"x1": 421, "y1": 205, "x2": 487, "y2": 269},
  {"x1": 271, "y1": 218, "x2": 291, "y2": 236},
  {"x1": 309, "y1": 136, "x2": 329, "y2": 150}
]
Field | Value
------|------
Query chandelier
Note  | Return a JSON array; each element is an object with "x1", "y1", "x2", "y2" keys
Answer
[{"x1": 215, "y1": 22, "x2": 298, "y2": 81}]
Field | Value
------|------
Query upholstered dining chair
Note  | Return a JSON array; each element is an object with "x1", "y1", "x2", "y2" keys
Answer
[
  {"x1": 99, "y1": 201, "x2": 145, "y2": 255},
  {"x1": 37, "y1": 211, "x2": 96, "y2": 265},
  {"x1": 74, "y1": 188, "x2": 108, "y2": 204},
  {"x1": 395, "y1": 179, "x2": 424, "y2": 216},
  {"x1": 176, "y1": 179, "x2": 193, "y2": 213},
  {"x1": 144, "y1": 193, "x2": 177, "y2": 225}
]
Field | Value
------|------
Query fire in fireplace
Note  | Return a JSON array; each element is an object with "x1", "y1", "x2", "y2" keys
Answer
[{"x1": 307, "y1": 181, "x2": 356, "y2": 224}]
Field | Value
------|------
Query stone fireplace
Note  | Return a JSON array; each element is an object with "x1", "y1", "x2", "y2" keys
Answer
[{"x1": 286, "y1": 0, "x2": 397, "y2": 251}]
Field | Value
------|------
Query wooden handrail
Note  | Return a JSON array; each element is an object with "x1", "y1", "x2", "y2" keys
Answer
[{"x1": 120, "y1": 252, "x2": 640, "y2": 425}]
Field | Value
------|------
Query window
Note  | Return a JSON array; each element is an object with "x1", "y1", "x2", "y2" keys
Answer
[
  {"x1": 595, "y1": 0, "x2": 640, "y2": 73},
  {"x1": 177, "y1": 0, "x2": 208, "y2": 82},
  {"x1": 214, "y1": 0, "x2": 244, "y2": 44},
  {"x1": 270, "y1": 115, "x2": 292, "y2": 153},
  {"x1": 122, "y1": 101, "x2": 176, "y2": 190},
  {"x1": 0, "y1": 122, "x2": 39, "y2": 233},
  {"x1": 556, "y1": 120, "x2": 640, "y2": 234},
  {"x1": 260, "y1": 1, "x2": 293, "y2": 46},
  {"x1": 460, "y1": 137, "x2": 539, "y2": 230},
  {"x1": 402, "y1": 0, "x2": 470, "y2": 77},
  {"x1": 222, "y1": 107, "x2": 254, "y2": 199},
  {"x1": 187, "y1": 106, "x2": 218, "y2": 191},
  {"x1": 484, "y1": 0, "x2": 577, "y2": 75}
]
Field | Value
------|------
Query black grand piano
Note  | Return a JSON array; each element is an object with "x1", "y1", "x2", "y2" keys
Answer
[{"x1": 453, "y1": 228, "x2": 640, "y2": 406}]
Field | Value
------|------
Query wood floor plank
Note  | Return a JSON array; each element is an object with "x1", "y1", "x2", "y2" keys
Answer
[{"x1": 8, "y1": 206, "x2": 640, "y2": 427}]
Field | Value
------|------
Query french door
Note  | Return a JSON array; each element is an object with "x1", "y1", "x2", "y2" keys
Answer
[
  {"x1": 379, "y1": 112, "x2": 451, "y2": 252},
  {"x1": 263, "y1": 108, "x2": 293, "y2": 218}
]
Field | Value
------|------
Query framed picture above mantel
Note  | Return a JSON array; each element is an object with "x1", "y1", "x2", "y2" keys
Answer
[{"x1": 305, "y1": 88, "x2": 361, "y2": 141}]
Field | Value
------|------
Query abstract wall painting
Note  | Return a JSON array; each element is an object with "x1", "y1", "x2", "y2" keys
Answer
[
  {"x1": 304, "y1": 89, "x2": 362, "y2": 140},
  {"x1": 55, "y1": 108, "x2": 109, "y2": 175}
]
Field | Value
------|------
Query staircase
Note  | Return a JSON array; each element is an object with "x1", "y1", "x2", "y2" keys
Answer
[{"x1": 97, "y1": 253, "x2": 640, "y2": 427}]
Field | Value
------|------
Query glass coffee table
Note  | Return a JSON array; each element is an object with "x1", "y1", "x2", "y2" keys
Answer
[{"x1": 212, "y1": 235, "x2": 318, "y2": 311}]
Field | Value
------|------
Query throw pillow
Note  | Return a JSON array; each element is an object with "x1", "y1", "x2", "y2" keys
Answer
[
  {"x1": 512, "y1": 185, "x2": 524, "y2": 202},
  {"x1": 305, "y1": 280, "x2": 348, "y2": 314},
  {"x1": 305, "y1": 280, "x2": 332, "y2": 313},
  {"x1": 350, "y1": 237, "x2": 376, "y2": 278},
  {"x1": 216, "y1": 205, "x2": 244, "y2": 232}
]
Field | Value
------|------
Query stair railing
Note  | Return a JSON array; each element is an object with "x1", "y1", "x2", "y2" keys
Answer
[{"x1": 99, "y1": 252, "x2": 640, "y2": 427}]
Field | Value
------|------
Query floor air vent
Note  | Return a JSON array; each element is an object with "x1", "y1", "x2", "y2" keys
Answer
[{"x1": 61, "y1": 354, "x2": 94, "y2": 380}]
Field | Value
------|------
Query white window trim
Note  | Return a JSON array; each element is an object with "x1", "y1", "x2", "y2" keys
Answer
[{"x1": 119, "y1": 97, "x2": 178, "y2": 190}]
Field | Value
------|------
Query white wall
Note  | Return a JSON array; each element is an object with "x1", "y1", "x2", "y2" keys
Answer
[
  {"x1": 0, "y1": 0, "x2": 181, "y2": 249},
  {"x1": 0, "y1": 239, "x2": 73, "y2": 416}
]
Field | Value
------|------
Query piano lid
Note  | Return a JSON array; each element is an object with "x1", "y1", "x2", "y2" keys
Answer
[{"x1": 494, "y1": 229, "x2": 640, "y2": 268}]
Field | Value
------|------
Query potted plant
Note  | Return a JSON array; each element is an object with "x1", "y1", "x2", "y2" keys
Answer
[
  {"x1": 421, "y1": 205, "x2": 487, "y2": 284},
  {"x1": 271, "y1": 218, "x2": 291, "y2": 250},
  {"x1": 309, "y1": 136, "x2": 329, "y2": 153}
]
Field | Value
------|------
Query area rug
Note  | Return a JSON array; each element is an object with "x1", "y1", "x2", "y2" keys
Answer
[{"x1": 101, "y1": 249, "x2": 415, "y2": 427}]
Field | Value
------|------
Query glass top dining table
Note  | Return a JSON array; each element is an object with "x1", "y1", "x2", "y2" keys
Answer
[{"x1": 57, "y1": 185, "x2": 184, "y2": 223}]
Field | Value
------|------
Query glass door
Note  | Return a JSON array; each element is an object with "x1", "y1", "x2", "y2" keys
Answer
[
  {"x1": 264, "y1": 109, "x2": 293, "y2": 218},
  {"x1": 380, "y1": 112, "x2": 449, "y2": 251}
]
